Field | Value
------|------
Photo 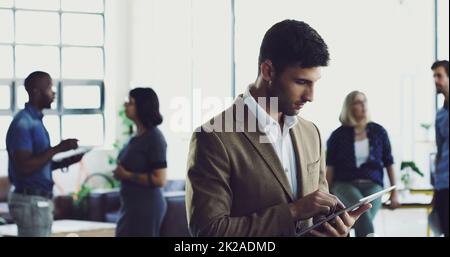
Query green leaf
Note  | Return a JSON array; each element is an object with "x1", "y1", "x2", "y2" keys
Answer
[
  {"x1": 420, "y1": 123, "x2": 432, "y2": 130},
  {"x1": 107, "y1": 156, "x2": 115, "y2": 165},
  {"x1": 400, "y1": 161, "x2": 424, "y2": 177}
]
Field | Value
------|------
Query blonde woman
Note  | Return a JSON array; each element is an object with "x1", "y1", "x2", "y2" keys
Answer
[{"x1": 326, "y1": 91, "x2": 400, "y2": 237}]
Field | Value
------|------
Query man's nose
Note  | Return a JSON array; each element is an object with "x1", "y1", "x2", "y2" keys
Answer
[{"x1": 304, "y1": 87, "x2": 314, "y2": 102}]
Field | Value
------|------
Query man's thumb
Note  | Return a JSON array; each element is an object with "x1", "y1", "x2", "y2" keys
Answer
[{"x1": 349, "y1": 203, "x2": 372, "y2": 218}]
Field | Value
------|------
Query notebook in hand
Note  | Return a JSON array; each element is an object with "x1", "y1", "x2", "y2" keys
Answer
[{"x1": 52, "y1": 146, "x2": 93, "y2": 162}]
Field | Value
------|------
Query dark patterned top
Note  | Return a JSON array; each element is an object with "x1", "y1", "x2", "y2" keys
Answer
[{"x1": 326, "y1": 122, "x2": 394, "y2": 186}]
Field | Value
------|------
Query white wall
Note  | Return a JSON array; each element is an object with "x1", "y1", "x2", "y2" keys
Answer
[
  {"x1": 1, "y1": 0, "x2": 447, "y2": 194},
  {"x1": 127, "y1": 0, "x2": 232, "y2": 179},
  {"x1": 234, "y1": 0, "x2": 439, "y2": 187},
  {"x1": 125, "y1": 0, "x2": 446, "y2": 185}
]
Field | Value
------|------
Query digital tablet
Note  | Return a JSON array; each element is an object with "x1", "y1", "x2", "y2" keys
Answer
[
  {"x1": 52, "y1": 146, "x2": 93, "y2": 162},
  {"x1": 297, "y1": 185, "x2": 397, "y2": 236}
]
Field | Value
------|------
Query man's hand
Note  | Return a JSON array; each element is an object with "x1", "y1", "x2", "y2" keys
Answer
[
  {"x1": 61, "y1": 154, "x2": 84, "y2": 167},
  {"x1": 52, "y1": 153, "x2": 84, "y2": 171},
  {"x1": 288, "y1": 190, "x2": 346, "y2": 220},
  {"x1": 56, "y1": 139, "x2": 78, "y2": 153},
  {"x1": 388, "y1": 190, "x2": 401, "y2": 210},
  {"x1": 310, "y1": 203, "x2": 372, "y2": 237}
]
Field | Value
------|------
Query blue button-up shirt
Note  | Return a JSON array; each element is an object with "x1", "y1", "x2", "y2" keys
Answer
[
  {"x1": 434, "y1": 102, "x2": 449, "y2": 190},
  {"x1": 6, "y1": 103, "x2": 54, "y2": 193}
]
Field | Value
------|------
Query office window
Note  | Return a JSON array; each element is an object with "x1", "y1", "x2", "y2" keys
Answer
[
  {"x1": 0, "y1": 86, "x2": 10, "y2": 110},
  {"x1": 0, "y1": 116, "x2": 12, "y2": 150},
  {"x1": 63, "y1": 85, "x2": 101, "y2": 109},
  {"x1": 62, "y1": 47, "x2": 104, "y2": 79},
  {"x1": 15, "y1": 85, "x2": 28, "y2": 110},
  {"x1": 0, "y1": 0, "x2": 105, "y2": 149},
  {"x1": 0, "y1": 10, "x2": 13, "y2": 43},
  {"x1": 0, "y1": 1, "x2": 13, "y2": 8},
  {"x1": 15, "y1": 46, "x2": 60, "y2": 78},
  {"x1": 62, "y1": 13, "x2": 104, "y2": 46},
  {"x1": 15, "y1": 0, "x2": 60, "y2": 11},
  {"x1": 61, "y1": 0, "x2": 104, "y2": 13},
  {"x1": 0, "y1": 46, "x2": 13, "y2": 78},
  {"x1": 16, "y1": 11, "x2": 60, "y2": 44}
]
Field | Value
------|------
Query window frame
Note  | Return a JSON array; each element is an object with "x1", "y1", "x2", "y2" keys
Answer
[{"x1": 0, "y1": 0, "x2": 106, "y2": 148}]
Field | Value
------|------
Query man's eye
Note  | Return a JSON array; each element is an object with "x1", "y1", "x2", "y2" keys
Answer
[{"x1": 296, "y1": 80, "x2": 307, "y2": 85}]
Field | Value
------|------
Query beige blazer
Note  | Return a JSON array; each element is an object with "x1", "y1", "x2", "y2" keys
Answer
[{"x1": 186, "y1": 95, "x2": 328, "y2": 236}]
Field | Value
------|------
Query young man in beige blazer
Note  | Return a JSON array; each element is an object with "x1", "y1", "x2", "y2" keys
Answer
[{"x1": 186, "y1": 20, "x2": 371, "y2": 237}]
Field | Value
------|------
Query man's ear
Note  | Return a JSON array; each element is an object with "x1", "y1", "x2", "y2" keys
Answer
[
  {"x1": 31, "y1": 87, "x2": 40, "y2": 98},
  {"x1": 260, "y1": 60, "x2": 275, "y2": 83}
]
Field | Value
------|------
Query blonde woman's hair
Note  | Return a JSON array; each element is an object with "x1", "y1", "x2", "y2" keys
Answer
[{"x1": 339, "y1": 91, "x2": 371, "y2": 126}]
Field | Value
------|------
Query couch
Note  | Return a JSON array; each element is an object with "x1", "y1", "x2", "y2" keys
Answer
[
  {"x1": 56, "y1": 179, "x2": 191, "y2": 237},
  {"x1": 0, "y1": 177, "x2": 12, "y2": 224},
  {"x1": 1, "y1": 177, "x2": 190, "y2": 236}
]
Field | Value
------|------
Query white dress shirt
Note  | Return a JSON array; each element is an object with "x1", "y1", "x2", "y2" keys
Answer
[{"x1": 243, "y1": 86, "x2": 299, "y2": 198}]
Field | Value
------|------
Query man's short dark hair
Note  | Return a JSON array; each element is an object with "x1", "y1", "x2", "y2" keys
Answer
[
  {"x1": 258, "y1": 19, "x2": 330, "y2": 75},
  {"x1": 431, "y1": 60, "x2": 449, "y2": 76},
  {"x1": 24, "y1": 71, "x2": 50, "y2": 93}
]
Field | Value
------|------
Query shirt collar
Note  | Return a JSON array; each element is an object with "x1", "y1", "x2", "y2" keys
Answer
[
  {"x1": 243, "y1": 85, "x2": 298, "y2": 133},
  {"x1": 25, "y1": 102, "x2": 44, "y2": 120}
]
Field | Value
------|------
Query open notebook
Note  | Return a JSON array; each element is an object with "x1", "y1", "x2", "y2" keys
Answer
[{"x1": 52, "y1": 146, "x2": 93, "y2": 162}]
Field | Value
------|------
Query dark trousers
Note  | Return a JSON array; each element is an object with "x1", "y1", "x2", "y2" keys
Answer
[{"x1": 434, "y1": 189, "x2": 449, "y2": 237}]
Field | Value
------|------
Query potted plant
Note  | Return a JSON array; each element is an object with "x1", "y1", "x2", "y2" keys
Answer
[
  {"x1": 108, "y1": 105, "x2": 134, "y2": 166},
  {"x1": 400, "y1": 161, "x2": 424, "y2": 190},
  {"x1": 420, "y1": 122, "x2": 432, "y2": 141},
  {"x1": 72, "y1": 172, "x2": 118, "y2": 220}
]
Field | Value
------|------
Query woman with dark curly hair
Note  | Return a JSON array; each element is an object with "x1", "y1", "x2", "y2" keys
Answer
[{"x1": 113, "y1": 87, "x2": 167, "y2": 237}]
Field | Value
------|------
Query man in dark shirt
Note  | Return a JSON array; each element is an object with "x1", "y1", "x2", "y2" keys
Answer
[{"x1": 6, "y1": 71, "x2": 84, "y2": 236}]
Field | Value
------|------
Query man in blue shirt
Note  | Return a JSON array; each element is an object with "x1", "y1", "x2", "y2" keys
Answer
[
  {"x1": 6, "y1": 71, "x2": 84, "y2": 236},
  {"x1": 431, "y1": 60, "x2": 449, "y2": 237}
]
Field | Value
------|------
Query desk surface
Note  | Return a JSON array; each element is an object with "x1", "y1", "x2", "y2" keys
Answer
[{"x1": 0, "y1": 219, "x2": 116, "y2": 237}]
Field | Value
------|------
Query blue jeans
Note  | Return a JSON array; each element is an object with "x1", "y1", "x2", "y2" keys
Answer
[
  {"x1": 331, "y1": 181, "x2": 383, "y2": 237},
  {"x1": 8, "y1": 192, "x2": 54, "y2": 237}
]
